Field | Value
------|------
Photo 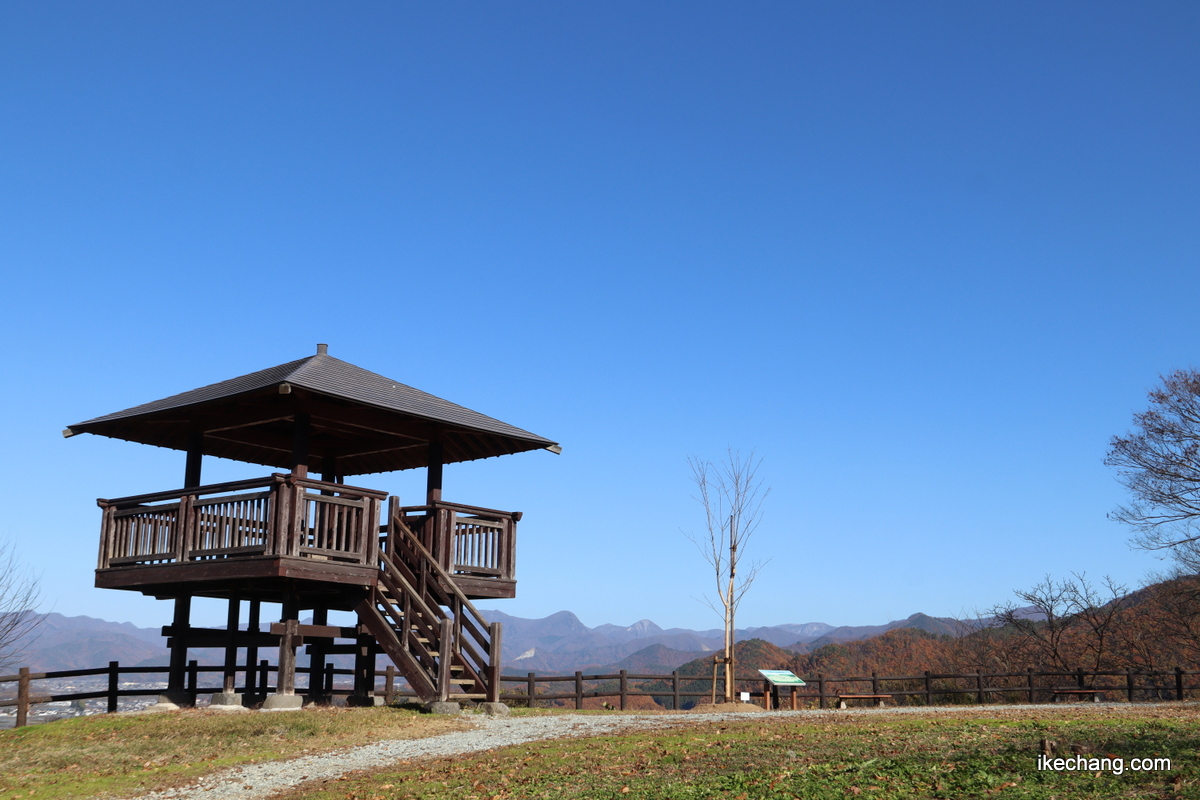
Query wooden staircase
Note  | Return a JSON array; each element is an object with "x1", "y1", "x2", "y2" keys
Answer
[{"x1": 354, "y1": 497, "x2": 503, "y2": 703}]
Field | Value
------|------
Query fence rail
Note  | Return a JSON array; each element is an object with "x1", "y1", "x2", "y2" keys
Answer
[{"x1": 3, "y1": 662, "x2": 1198, "y2": 727}]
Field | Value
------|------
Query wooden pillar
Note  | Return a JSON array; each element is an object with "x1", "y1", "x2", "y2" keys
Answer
[
  {"x1": 351, "y1": 633, "x2": 375, "y2": 702},
  {"x1": 436, "y1": 617, "x2": 453, "y2": 702},
  {"x1": 426, "y1": 442, "x2": 443, "y2": 505},
  {"x1": 167, "y1": 595, "x2": 192, "y2": 692},
  {"x1": 290, "y1": 413, "x2": 311, "y2": 478},
  {"x1": 222, "y1": 594, "x2": 240, "y2": 694},
  {"x1": 309, "y1": 607, "x2": 329, "y2": 703},
  {"x1": 488, "y1": 621, "x2": 503, "y2": 703},
  {"x1": 277, "y1": 595, "x2": 300, "y2": 696},
  {"x1": 320, "y1": 452, "x2": 340, "y2": 486},
  {"x1": 184, "y1": 430, "x2": 203, "y2": 488},
  {"x1": 245, "y1": 600, "x2": 261, "y2": 698}
]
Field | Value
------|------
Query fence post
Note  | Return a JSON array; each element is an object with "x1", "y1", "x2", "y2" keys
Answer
[
  {"x1": 924, "y1": 671, "x2": 932, "y2": 706},
  {"x1": 818, "y1": 673, "x2": 826, "y2": 709},
  {"x1": 619, "y1": 670, "x2": 628, "y2": 711},
  {"x1": 1177, "y1": 667, "x2": 1185, "y2": 701},
  {"x1": 1026, "y1": 668, "x2": 1034, "y2": 704},
  {"x1": 385, "y1": 665, "x2": 395, "y2": 704},
  {"x1": 108, "y1": 661, "x2": 120, "y2": 713},
  {"x1": 1076, "y1": 667, "x2": 1085, "y2": 689},
  {"x1": 1126, "y1": 668, "x2": 1134, "y2": 703},
  {"x1": 672, "y1": 671, "x2": 680, "y2": 711},
  {"x1": 976, "y1": 671, "x2": 984, "y2": 705},
  {"x1": 15, "y1": 667, "x2": 29, "y2": 728},
  {"x1": 575, "y1": 671, "x2": 583, "y2": 710},
  {"x1": 527, "y1": 672, "x2": 536, "y2": 710},
  {"x1": 871, "y1": 672, "x2": 879, "y2": 696}
]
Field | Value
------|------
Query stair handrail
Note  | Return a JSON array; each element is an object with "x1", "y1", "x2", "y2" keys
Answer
[
  {"x1": 386, "y1": 502, "x2": 498, "y2": 695},
  {"x1": 387, "y1": 505, "x2": 494, "y2": 649}
]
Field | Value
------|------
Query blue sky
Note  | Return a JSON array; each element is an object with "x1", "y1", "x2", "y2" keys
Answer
[{"x1": 2, "y1": 2, "x2": 1198, "y2": 632}]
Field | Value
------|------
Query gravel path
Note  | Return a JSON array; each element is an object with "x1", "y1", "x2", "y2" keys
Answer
[{"x1": 126, "y1": 702, "x2": 1186, "y2": 800}]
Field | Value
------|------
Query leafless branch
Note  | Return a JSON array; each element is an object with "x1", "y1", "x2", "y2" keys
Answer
[{"x1": 0, "y1": 540, "x2": 41, "y2": 671}]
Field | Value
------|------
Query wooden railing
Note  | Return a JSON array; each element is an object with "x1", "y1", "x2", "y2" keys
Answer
[
  {"x1": 97, "y1": 475, "x2": 386, "y2": 569},
  {"x1": 394, "y1": 500, "x2": 518, "y2": 581},
  {"x1": 502, "y1": 666, "x2": 1197, "y2": 710},
  {"x1": 367, "y1": 499, "x2": 503, "y2": 701},
  {"x1": 5, "y1": 662, "x2": 1199, "y2": 727}
]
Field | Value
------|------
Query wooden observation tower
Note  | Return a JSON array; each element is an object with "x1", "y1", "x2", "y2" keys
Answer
[{"x1": 65, "y1": 345, "x2": 559, "y2": 709}]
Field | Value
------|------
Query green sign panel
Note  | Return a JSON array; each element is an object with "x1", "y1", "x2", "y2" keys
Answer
[{"x1": 758, "y1": 670, "x2": 806, "y2": 686}]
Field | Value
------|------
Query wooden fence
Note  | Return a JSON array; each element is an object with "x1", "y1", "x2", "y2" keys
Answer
[{"x1": 2, "y1": 662, "x2": 1196, "y2": 727}]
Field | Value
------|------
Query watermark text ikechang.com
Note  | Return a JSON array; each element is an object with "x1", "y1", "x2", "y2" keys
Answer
[{"x1": 1037, "y1": 755, "x2": 1171, "y2": 775}]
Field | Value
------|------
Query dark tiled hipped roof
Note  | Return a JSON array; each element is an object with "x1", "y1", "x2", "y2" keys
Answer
[{"x1": 66, "y1": 352, "x2": 558, "y2": 475}]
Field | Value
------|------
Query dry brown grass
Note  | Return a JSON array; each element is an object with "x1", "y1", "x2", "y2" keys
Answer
[{"x1": 0, "y1": 704, "x2": 468, "y2": 800}]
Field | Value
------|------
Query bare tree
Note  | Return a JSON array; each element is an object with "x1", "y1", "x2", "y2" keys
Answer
[
  {"x1": 0, "y1": 540, "x2": 41, "y2": 671},
  {"x1": 1063, "y1": 574, "x2": 1129, "y2": 672},
  {"x1": 991, "y1": 573, "x2": 1129, "y2": 673},
  {"x1": 1107, "y1": 369, "x2": 1200, "y2": 570},
  {"x1": 685, "y1": 450, "x2": 768, "y2": 704}
]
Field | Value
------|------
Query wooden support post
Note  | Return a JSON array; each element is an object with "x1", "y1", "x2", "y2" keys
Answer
[
  {"x1": 426, "y1": 442, "x2": 443, "y2": 505},
  {"x1": 187, "y1": 660, "x2": 199, "y2": 705},
  {"x1": 259, "y1": 660, "x2": 270, "y2": 694},
  {"x1": 308, "y1": 607, "x2": 329, "y2": 703},
  {"x1": 108, "y1": 661, "x2": 119, "y2": 713},
  {"x1": 1076, "y1": 667, "x2": 1086, "y2": 689},
  {"x1": 352, "y1": 633, "x2": 374, "y2": 701},
  {"x1": 924, "y1": 670, "x2": 932, "y2": 706},
  {"x1": 619, "y1": 669, "x2": 628, "y2": 710},
  {"x1": 245, "y1": 600, "x2": 261, "y2": 698},
  {"x1": 223, "y1": 595, "x2": 240, "y2": 694},
  {"x1": 184, "y1": 429, "x2": 203, "y2": 488},
  {"x1": 278, "y1": 596, "x2": 300, "y2": 698},
  {"x1": 1176, "y1": 667, "x2": 1185, "y2": 701},
  {"x1": 1127, "y1": 668, "x2": 1135, "y2": 703},
  {"x1": 527, "y1": 672, "x2": 536, "y2": 709},
  {"x1": 320, "y1": 452, "x2": 340, "y2": 485},
  {"x1": 672, "y1": 671, "x2": 680, "y2": 711},
  {"x1": 15, "y1": 667, "x2": 29, "y2": 728},
  {"x1": 762, "y1": 679, "x2": 771, "y2": 710},
  {"x1": 167, "y1": 595, "x2": 192, "y2": 692},
  {"x1": 487, "y1": 622, "x2": 502, "y2": 704},
  {"x1": 790, "y1": 686, "x2": 798, "y2": 711},
  {"x1": 1027, "y1": 667, "x2": 1035, "y2": 704},
  {"x1": 436, "y1": 617, "x2": 453, "y2": 703},
  {"x1": 818, "y1": 673, "x2": 826, "y2": 709},
  {"x1": 290, "y1": 413, "x2": 311, "y2": 478},
  {"x1": 975, "y1": 671, "x2": 985, "y2": 704},
  {"x1": 872, "y1": 671, "x2": 880, "y2": 696},
  {"x1": 385, "y1": 665, "x2": 395, "y2": 704},
  {"x1": 575, "y1": 671, "x2": 584, "y2": 710}
]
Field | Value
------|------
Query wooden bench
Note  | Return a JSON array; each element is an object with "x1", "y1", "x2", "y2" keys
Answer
[
  {"x1": 837, "y1": 694, "x2": 891, "y2": 709},
  {"x1": 1051, "y1": 688, "x2": 1104, "y2": 703}
]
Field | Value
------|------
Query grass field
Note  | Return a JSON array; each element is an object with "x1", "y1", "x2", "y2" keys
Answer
[
  {"x1": 0, "y1": 705, "x2": 467, "y2": 800},
  {"x1": 271, "y1": 705, "x2": 1200, "y2": 800},
  {"x1": 1, "y1": 704, "x2": 1197, "y2": 799}
]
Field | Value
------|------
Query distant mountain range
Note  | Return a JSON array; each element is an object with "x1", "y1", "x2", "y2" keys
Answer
[{"x1": 6, "y1": 609, "x2": 965, "y2": 675}]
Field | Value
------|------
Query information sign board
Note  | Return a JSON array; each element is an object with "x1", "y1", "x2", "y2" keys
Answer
[{"x1": 758, "y1": 670, "x2": 806, "y2": 686}]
